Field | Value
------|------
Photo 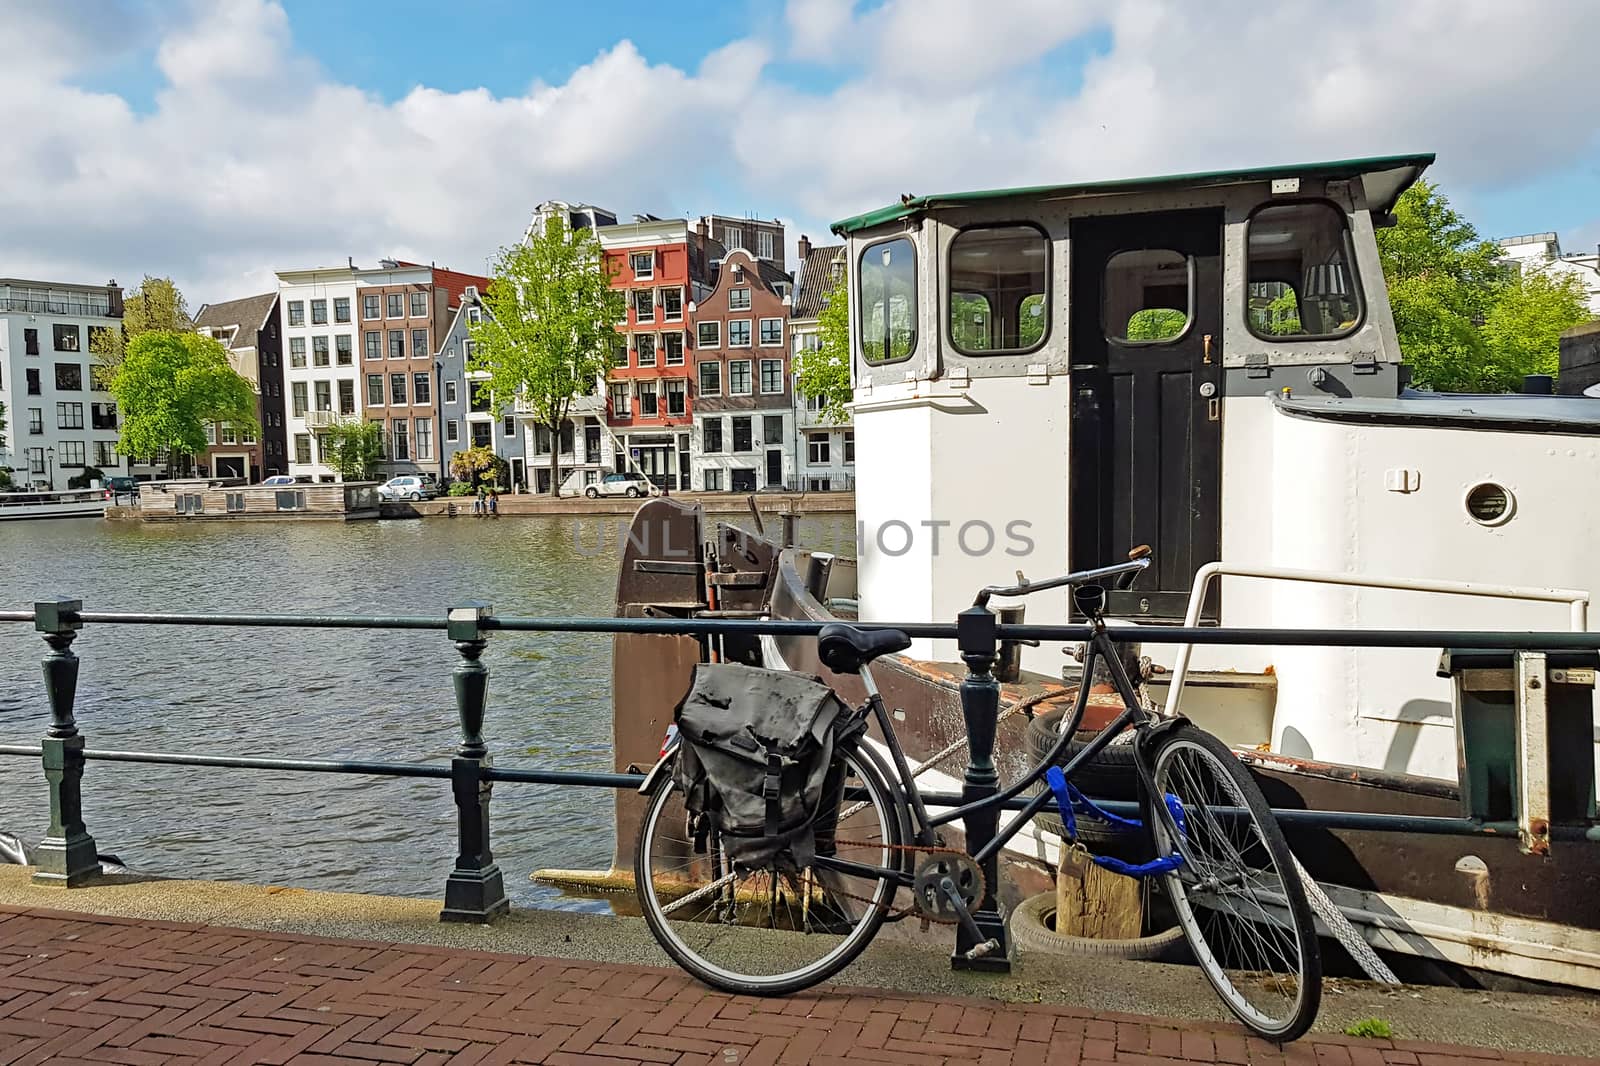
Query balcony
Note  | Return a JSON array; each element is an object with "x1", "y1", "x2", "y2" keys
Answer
[
  {"x1": 305, "y1": 410, "x2": 339, "y2": 428},
  {"x1": 0, "y1": 297, "x2": 115, "y2": 317}
]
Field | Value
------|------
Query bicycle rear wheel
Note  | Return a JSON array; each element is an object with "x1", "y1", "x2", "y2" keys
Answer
[
  {"x1": 634, "y1": 746, "x2": 903, "y2": 995},
  {"x1": 1148, "y1": 724, "x2": 1321, "y2": 1042}
]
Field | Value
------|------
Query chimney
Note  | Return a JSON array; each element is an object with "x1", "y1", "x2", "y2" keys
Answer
[
  {"x1": 797, "y1": 234, "x2": 811, "y2": 263},
  {"x1": 348, "y1": 256, "x2": 355, "y2": 269},
  {"x1": 106, "y1": 280, "x2": 124, "y2": 318}
]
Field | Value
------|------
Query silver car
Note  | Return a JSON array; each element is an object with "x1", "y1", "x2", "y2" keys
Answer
[{"x1": 379, "y1": 476, "x2": 435, "y2": 501}]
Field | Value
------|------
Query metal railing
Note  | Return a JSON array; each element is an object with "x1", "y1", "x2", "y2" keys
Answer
[{"x1": 3, "y1": 599, "x2": 1599, "y2": 927}]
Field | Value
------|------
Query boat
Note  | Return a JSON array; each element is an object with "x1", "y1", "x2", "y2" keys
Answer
[
  {"x1": 579, "y1": 152, "x2": 1600, "y2": 992},
  {"x1": 0, "y1": 488, "x2": 112, "y2": 521}
]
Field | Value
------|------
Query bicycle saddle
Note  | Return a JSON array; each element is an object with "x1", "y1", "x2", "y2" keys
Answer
[{"x1": 817, "y1": 624, "x2": 912, "y2": 675}]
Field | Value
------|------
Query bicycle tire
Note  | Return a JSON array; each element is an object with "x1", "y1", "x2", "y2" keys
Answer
[
  {"x1": 634, "y1": 746, "x2": 903, "y2": 996},
  {"x1": 1147, "y1": 724, "x2": 1322, "y2": 1042}
]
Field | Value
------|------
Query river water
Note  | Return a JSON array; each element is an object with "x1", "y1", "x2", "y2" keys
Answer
[{"x1": 0, "y1": 513, "x2": 856, "y2": 908}]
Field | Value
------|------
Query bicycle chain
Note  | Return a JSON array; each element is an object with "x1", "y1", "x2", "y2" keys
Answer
[{"x1": 825, "y1": 839, "x2": 985, "y2": 926}]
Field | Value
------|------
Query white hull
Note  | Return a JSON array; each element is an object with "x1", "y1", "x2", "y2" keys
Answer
[{"x1": 0, "y1": 496, "x2": 109, "y2": 521}]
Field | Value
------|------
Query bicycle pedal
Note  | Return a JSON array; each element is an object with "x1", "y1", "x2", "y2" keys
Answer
[{"x1": 964, "y1": 939, "x2": 1001, "y2": 961}]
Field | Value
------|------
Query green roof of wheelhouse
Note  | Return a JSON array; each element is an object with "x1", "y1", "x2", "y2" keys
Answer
[{"x1": 829, "y1": 153, "x2": 1435, "y2": 236}]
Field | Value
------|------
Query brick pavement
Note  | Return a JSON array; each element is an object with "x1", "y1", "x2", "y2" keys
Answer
[{"x1": 0, "y1": 906, "x2": 1592, "y2": 1066}]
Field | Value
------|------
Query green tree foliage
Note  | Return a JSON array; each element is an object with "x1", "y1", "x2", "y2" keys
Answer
[
  {"x1": 1124, "y1": 308, "x2": 1188, "y2": 342},
  {"x1": 1377, "y1": 181, "x2": 1592, "y2": 391},
  {"x1": 795, "y1": 268, "x2": 853, "y2": 423},
  {"x1": 109, "y1": 332, "x2": 257, "y2": 474},
  {"x1": 470, "y1": 218, "x2": 623, "y2": 494},
  {"x1": 449, "y1": 445, "x2": 507, "y2": 490},
  {"x1": 91, "y1": 276, "x2": 193, "y2": 386},
  {"x1": 320, "y1": 419, "x2": 384, "y2": 480}
]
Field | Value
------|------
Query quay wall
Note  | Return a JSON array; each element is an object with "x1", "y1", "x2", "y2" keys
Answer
[{"x1": 379, "y1": 490, "x2": 855, "y2": 519}]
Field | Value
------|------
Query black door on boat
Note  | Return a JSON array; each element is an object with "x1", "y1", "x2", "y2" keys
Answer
[{"x1": 1068, "y1": 210, "x2": 1223, "y2": 621}]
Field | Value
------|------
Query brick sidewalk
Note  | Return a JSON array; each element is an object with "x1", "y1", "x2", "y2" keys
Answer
[{"x1": 0, "y1": 906, "x2": 1589, "y2": 1065}]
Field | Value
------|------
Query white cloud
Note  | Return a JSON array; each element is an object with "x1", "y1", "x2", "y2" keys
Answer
[{"x1": 2, "y1": 0, "x2": 1598, "y2": 303}]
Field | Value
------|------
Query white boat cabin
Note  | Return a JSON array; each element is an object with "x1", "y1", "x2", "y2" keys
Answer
[{"x1": 830, "y1": 153, "x2": 1600, "y2": 785}]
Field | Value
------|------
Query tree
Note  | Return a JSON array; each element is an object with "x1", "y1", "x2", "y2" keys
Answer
[
  {"x1": 1377, "y1": 180, "x2": 1593, "y2": 391},
  {"x1": 450, "y1": 445, "x2": 507, "y2": 490},
  {"x1": 470, "y1": 218, "x2": 624, "y2": 495},
  {"x1": 91, "y1": 276, "x2": 193, "y2": 386},
  {"x1": 795, "y1": 268, "x2": 853, "y2": 423},
  {"x1": 109, "y1": 332, "x2": 257, "y2": 476},
  {"x1": 320, "y1": 419, "x2": 384, "y2": 481},
  {"x1": 1125, "y1": 308, "x2": 1188, "y2": 342}
]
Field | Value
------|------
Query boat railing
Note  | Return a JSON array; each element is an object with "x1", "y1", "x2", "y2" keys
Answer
[
  {"x1": 1, "y1": 600, "x2": 1597, "y2": 920},
  {"x1": 0, "y1": 489, "x2": 113, "y2": 508}
]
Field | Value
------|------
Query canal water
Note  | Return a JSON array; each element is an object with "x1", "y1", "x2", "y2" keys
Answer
[{"x1": 0, "y1": 514, "x2": 857, "y2": 909}]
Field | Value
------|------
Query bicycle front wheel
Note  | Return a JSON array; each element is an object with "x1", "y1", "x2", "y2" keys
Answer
[
  {"x1": 1148, "y1": 724, "x2": 1322, "y2": 1042},
  {"x1": 634, "y1": 746, "x2": 903, "y2": 995}
]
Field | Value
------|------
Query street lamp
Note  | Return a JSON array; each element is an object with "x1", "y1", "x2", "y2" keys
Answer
[{"x1": 46, "y1": 446, "x2": 55, "y2": 492}]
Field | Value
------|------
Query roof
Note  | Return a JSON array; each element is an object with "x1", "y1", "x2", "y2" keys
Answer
[
  {"x1": 790, "y1": 244, "x2": 846, "y2": 319},
  {"x1": 830, "y1": 153, "x2": 1436, "y2": 236},
  {"x1": 1276, "y1": 389, "x2": 1600, "y2": 436},
  {"x1": 394, "y1": 262, "x2": 491, "y2": 309},
  {"x1": 194, "y1": 292, "x2": 277, "y2": 348}
]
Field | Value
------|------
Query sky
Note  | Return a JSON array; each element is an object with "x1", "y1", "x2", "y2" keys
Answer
[{"x1": 4, "y1": 0, "x2": 1600, "y2": 305}]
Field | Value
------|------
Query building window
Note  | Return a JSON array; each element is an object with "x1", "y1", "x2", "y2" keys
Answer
[
  {"x1": 91, "y1": 402, "x2": 117, "y2": 429},
  {"x1": 241, "y1": 425, "x2": 256, "y2": 444},
  {"x1": 365, "y1": 331, "x2": 381, "y2": 359},
  {"x1": 26, "y1": 369, "x2": 40, "y2": 395},
  {"x1": 94, "y1": 440, "x2": 118, "y2": 467},
  {"x1": 702, "y1": 418, "x2": 723, "y2": 453},
  {"x1": 28, "y1": 408, "x2": 43, "y2": 434},
  {"x1": 294, "y1": 434, "x2": 312, "y2": 464},
  {"x1": 663, "y1": 288, "x2": 683, "y2": 321},
  {"x1": 288, "y1": 301, "x2": 305, "y2": 326},
  {"x1": 314, "y1": 380, "x2": 332, "y2": 412},
  {"x1": 731, "y1": 416, "x2": 752, "y2": 452},
  {"x1": 205, "y1": 422, "x2": 216, "y2": 445},
  {"x1": 338, "y1": 378, "x2": 356, "y2": 415},
  {"x1": 533, "y1": 425, "x2": 552, "y2": 454},
  {"x1": 808, "y1": 432, "x2": 831, "y2": 464},
  {"x1": 56, "y1": 402, "x2": 84, "y2": 429},
  {"x1": 413, "y1": 372, "x2": 431, "y2": 405},
  {"x1": 726, "y1": 226, "x2": 743, "y2": 251},
  {"x1": 24, "y1": 328, "x2": 39, "y2": 355},
  {"x1": 698, "y1": 361, "x2": 721, "y2": 396},
  {"x1": 364, "y1": 294, "x2": 381, "y2": 320},
  {"x1": 729, "y1": 319, "x2": 751, "y2": 347},
  {"x1": 27, "y1": 448, "x2": 44, "y2": 474},
  {"x1": 444, "y1": 380, "x2": 458, "y2": 404},
  {"x1": 55, "y1": 363, "x2": 82, "y2": 391},
  {"x1": 467, "y1": 306, "x2": 482, "y2": 323},
  {"x1": 59, "y1": 440, "x2": 85, "y2": 468},
  {"x1": 313, "y1": 336, "x2": 330, "y2": 366},
  {"x1": 53, "y1": 324, "x2": 81, "y2": 352},
  {"x1": 503, "y1": 415, "x2": 516, "y2": 438},
  {"x1": 416, "y1": 417, "x2": 432, "y2": 460},
  {"x1": 758, "y1": 230, "x2": 774, "y2": 260},
  {"x1": 226, "y1": 492, "x2": 245, "y2": 513},
  {"x1": 311, "y1": 299, "x2": 328, "y2": 325},
  {"x1": 844, "y1": 430, "x2": 855, "y2": 462},
  {"x1": 759, "y1": 318, "x2": 783, "y2": 346},
  {"x1": 666, "y1": 379, "x2": 686, "y2": 416},
  {"x1": 760, "y1": 359, "x2": 783, "y2": 394},
  {"x1": 390, "y1": 373, "x2": 407, "y2": 405},
  {"x1": 703, "y1": 469, "x2": 723, "y2": 491},
  {"x1": 729, "y1": 359, "x2": 752, "y2": 395},
  {"x1": 387, "y1": 293, "x2": 404, "y2": 318},
  {"x1": 335, "y1": 297, "x2": 351, "y2": 323},
  {"x1": 292, "y1": 382, "x2": 308, "y2": 416},
  {"x1": 336, "y1": 335, "x2": 353, "y2": 365},
  {"x1": 634, "y1": 289, "x2": 654, "y2": 323},
  {"x1": 729, "y1": 288, "x2": 751, "y2": 312},
  {"x1": 697, "y1": 321, "x2": 720, "y2": 348},
  {"x1": 388, "y1": 330, "x2": 404, "y2": 359},
  {"x1": 612, "y1": 337, "x2": 629, "y2": 368},
  {"x1": 412, "y1": 329, "x2": 428, "y2": 358},
  {"x1": 609, "y1": 383, "x2": 631, "y2": 417},
  {"x1": 445, "y1": 419, "x2": 459, "y2": 443},
  {"x1": 410, "y1": 292, "x2": 427, "y2": 317},
  {"x1": 664, "y1": 332, "x2": 684, "y2": 365},
  {"x1": 637, "y1": 381, "x2": 659, "y2": 418},
  {"x1": 366, "y1": 374, "x2": 383, "y2": 407},
  {"x1": 637, "y1": 333, "x2": 656, "y2": 366},
  {"x1": 764, "y1": 415, "x2": 783, "y2": 445},
  {"x1": 630, "y1": 252, "x2": 654, "y2": 280},
  {"x1": 392, "y1": 419, "x2": 410, "y2": 460},
  {"x1": 290, "y1": 337, "x2": 306, "y2": 367},
  {"x1": 220, "y1": 424, "x2": 236, "y2": 444}
]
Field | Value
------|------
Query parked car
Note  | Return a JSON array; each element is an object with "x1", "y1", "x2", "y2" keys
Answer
[
  {"x1": 261, "y1": 475, "x2": 296, "y2": 486},
  {"x1": 379, "y1": 475, "x2": 436, "y2": 501},
  {"x1": 585, "y1": 472, "x2": 654, "y2": 498}
]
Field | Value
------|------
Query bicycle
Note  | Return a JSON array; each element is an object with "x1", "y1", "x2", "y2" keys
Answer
[{"x1": 632, "y1": 550, "x2": 1322, "y2": 1042}]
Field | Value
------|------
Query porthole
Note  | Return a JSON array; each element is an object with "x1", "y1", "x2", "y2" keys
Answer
[{"x1": 1464, "y1": 482, "x2": 1514, "y2": 527}]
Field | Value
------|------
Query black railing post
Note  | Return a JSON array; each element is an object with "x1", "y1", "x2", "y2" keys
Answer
[
  {"x1": 952, "y1": 603, "x2": 1010, "y2": 970},
  {"x1": 32, "y1": 598, "x2": 99, "y2": 887},
  {"x1": 440, "y1": 602, "x2": 509, "y2": 923}
]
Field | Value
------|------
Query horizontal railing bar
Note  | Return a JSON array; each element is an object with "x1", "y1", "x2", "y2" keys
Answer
[
  {"x1": 481, "y1": 617, "x2": 955, "y2": 638},
  {"x1": 77, "y1": 749, "x2": 452, "y2": 777},
  {"x1": 0, "y1": 744, "x2": 43, "y2": 757},
  {"x1": 74, "y1": 611, "x2": 449, "y2": 630},
  {"x1": 484, "y1": 768, "x2": 644, "y2": 787},
  {"x1": 1004, "y1": 625, "x2": 1600, "y2": 650}
]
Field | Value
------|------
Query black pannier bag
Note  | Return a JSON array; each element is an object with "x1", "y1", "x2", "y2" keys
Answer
[{"x1": 671, "y1": 662, "x2": 865, "y2": 873}]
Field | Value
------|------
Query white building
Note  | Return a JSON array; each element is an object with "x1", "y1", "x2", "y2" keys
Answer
[
  {"x1": 0, "y1": 278, "x2": 126, "y2": 490},
  {"x1": 787, "y1": 239, "x2": 854, "y2": 491},
  {"x1": 1496, "y1": 232, "x2": 1600, "y2": 314},
  {"x1": 275, "y1": 267, "x2": 360, "y2": 482}
]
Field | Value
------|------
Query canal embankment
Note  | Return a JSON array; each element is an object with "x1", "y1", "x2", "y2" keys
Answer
[{"x1": 378, "y1": 489, "x2": 854, "y2": 519}]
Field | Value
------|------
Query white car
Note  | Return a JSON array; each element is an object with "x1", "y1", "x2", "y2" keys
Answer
[
  {"x1": 379, "y1": 476, "x2": 435, "y2": 501},
  {"x1": 585, "y1": 472, "x2": 655, "y2": 498},
  {"x1": 261, "y1": 475, "x2": 296, "y2": 486}
]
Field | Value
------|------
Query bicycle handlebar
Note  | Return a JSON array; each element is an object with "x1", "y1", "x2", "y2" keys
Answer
[{"x1": 973, "y1": 547, "x2": 1152, "y2": 608}]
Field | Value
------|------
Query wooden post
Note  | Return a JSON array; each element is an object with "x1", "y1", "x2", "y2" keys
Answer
[{"x1": 1055, "y1": 847, "x2": 1142, "y2": 940}]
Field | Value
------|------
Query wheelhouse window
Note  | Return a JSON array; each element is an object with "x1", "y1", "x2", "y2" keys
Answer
[
  {"x1": 1246, "y1": 202, "x2": 1363, "y2": 340},
  {"x1": 859, "y1": 237, "x2": 916, "y2": 363},
  {"x1": 947, "y1": 224, "x2": 1048, "y2": 353},
  {"x1": 1103, "y1": 249, "x2": 1192, "y2": 344}
]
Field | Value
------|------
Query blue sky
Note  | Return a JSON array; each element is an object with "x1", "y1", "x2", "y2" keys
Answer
[{"x1": 10, "y1": 0, "x2": 1600, "y2": 299}]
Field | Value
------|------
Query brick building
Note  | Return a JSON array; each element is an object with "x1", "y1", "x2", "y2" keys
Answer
[{"x1": 194, "y1": 293, "x2": 283, "y2": 480}]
